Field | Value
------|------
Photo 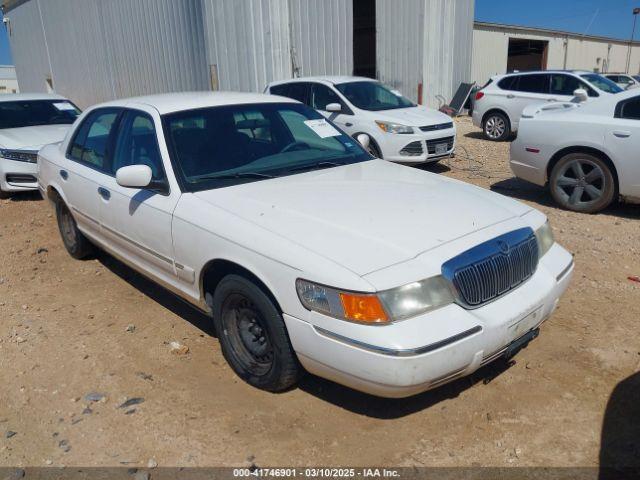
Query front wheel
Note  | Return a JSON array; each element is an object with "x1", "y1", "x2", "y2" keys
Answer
[
  {"x1": 549, "y1": 153, "x2": 616, "y2": 213},
  {"x1": 483, "y1": 112, "x2": 510, "y2": 141},
  {"x1": 212, "y1": 275, "x2": 301, "y2": 392},
  {"x1": 55, "y1": 200, "x2": 95, "y2": 259}
]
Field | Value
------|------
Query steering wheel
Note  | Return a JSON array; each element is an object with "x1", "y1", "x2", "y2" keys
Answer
[{"x1": 280, "y1": 141, "x2": 310, "y2": 153}]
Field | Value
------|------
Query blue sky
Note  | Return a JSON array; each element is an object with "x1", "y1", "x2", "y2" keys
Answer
[{"x1": 0, "y1": 1, "x2": 638, "y2": 65}]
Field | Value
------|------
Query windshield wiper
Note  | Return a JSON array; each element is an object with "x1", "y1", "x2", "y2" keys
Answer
[
  {"x1": 286, "y1": 161, "x2": 346, "y2": 174},
  {"x1": 195, "y1": 171, "x2": 275, "y2": 182}
]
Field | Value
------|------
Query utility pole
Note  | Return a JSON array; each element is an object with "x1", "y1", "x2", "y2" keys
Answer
[{"x1": 627, "y1": 8, "x2": 640, "y2": 74}]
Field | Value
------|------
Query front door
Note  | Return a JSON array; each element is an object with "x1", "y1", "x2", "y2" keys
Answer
[
  {"x1": 605, "y1": 96, "x2": 640, "y2": 197},
  {"x1": 97, "y1": 108, "x2": 181, "y2": 285},
  {"x1": 310, "y1": 83, "x2": 355, "y2": 134}
]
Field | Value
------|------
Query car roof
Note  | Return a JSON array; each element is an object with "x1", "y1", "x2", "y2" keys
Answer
[
  {"x1": 268, "y1": 76, "x2": 377, "y2": 87},
  {"x1": 0, "y1": 93, "x2": 68, "y2": 103},
  {"x1": 93, "y1": 91, "x2": 299, "y2": 115},
  {"x1": 495, "y1": 70, "x2": 593, "y2": 79}
]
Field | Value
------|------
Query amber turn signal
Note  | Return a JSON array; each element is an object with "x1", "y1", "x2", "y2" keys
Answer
[{"x1": 339, "y1": 293, "x2": 388, "y2": 324}]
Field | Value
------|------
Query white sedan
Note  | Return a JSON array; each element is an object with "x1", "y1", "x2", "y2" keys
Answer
[
  {"x1": 265, "y1": 76, "x2": 456, "y2": 163},
  {"x1": 0, "y1": 94, "x2": 81, "y2": 198},
  {"x1": 38, "y1": 92, "x2": 573, "y2": 398},
  {"x1": 510, "y1": 90, "x2": 640, "y2": 213}
]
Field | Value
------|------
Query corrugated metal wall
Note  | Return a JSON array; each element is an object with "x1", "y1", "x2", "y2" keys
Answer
[
  {"x1": 201, "y1": 0, "x2": 292, "y2": 92},
  {"x1": 7, "y1": 0, "x2": 209, "y2": 108},
  {"x1": 376, "y1": 0, "x2": 475, "y2": 108},
  {"x1": 376, "y1": 0, "x2": 424, "y2": 102},
  {"x1": 288, "y1": 0, "x2": 353, "y2": 77},
  {"x1": 422, "y1": 0, "x2": 475, "y2": 109}
]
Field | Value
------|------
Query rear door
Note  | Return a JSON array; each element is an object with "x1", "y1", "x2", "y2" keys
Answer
[
  {"x1": 98, "y1": 106, "x2": 183, "y2": 285},
  {"x1": 606, "y1": 96, "x2": 640, "y2": 197},
  {"x1": 61, "y1": 108, "x2": 121, "y2": 241},
  {"x1": 508, "y1": 74, "x2": 551, "y2": 129},
  {"x1": 269, "y1": 82, "x2": 311, "y2": 106}
]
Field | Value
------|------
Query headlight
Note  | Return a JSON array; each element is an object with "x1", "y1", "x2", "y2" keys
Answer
[
  {"x1": 375, "y1": 121, "x2": 414, "y2": 134},
  {"x1": 535, "y1": 220, "x2": 554, "y2": 258},
  {"x1": 296, "y1": 276, "x2": 454, "y2": 324},
  {"x1": 0, "y1": 149, "x2": 38, "y2": 163}
]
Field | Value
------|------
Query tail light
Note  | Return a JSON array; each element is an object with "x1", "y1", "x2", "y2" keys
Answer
[{"x1": 475, "y1": 91, "x2": 485, "y2": 101}]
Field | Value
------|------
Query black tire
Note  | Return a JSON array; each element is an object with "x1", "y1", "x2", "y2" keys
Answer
[
  {"x1": 549, "y1": 153, "x2": 616, "y2": 214},
  {"x1": 55, "y1": 199, "x2": 95, "y2": 259},
  {"x1": 212, "y1": 274, "x2": 301, "y2": 392},
  {"x1": 366, "y1": 139, "x2": 382, "y2": 159},
  {"x1": 482, "y1": 111, "x2": 511, "y2": 141}
]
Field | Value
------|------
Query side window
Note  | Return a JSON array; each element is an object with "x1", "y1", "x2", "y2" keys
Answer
[
  {"x1": 616, "y1": 97, "x2": 640, "y2": 120},
  {"x1": 269, "y1": 84, "x2": 289, "y2": 97},
  {"x1": 286, "y1": 83, "x2": 310, "y2": 105},
  {"x1": 68, "y1": 109, "x2": 119, "y2": 171},
  {"x1": 608, "y1": 75, "x2": 619, "y2": 83},
  {"x1": 112, "y1": 111, "x2": 165, "y2": 180},
  {"x1": 311, "y1": 83, "x2": 342, "y2": 111},
  {"x1": 498, "y1": 76, "x2": 518, "y2": 91},
  {"x1": 515, "y1": 74, "x2": 550, "y2": 94},
  {"x1": 550, "y1": 74, "x2": 581, "y2": 96}
]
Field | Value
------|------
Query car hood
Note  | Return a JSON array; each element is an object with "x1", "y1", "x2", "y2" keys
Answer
[
  {"x1": 0, "y1": 124, "x2": 71, "y2": 150},
  {"x1": 194, "y1": 160, "x2": 531, "y2": 276},
  {"x1": 372, "y1": 105, "x2": 453, "y2": 127}
]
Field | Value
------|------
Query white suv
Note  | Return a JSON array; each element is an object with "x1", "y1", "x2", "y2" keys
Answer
[
  {"x1": 603, "y1": 73, "x2": 640, "y2": 90},
  {"x1": 266, "y1": 76, "x2": 456, "y2": 163},
  {"x1": 472, "y1": 71, "x2": 623, "y2": 141}
]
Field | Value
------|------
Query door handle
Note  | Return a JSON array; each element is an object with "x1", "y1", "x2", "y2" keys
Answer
[
  {"x1": 345, "y1": 122, "x2": 353, "y2": 127},
  {"x1": 97, "y1": 187, "x2": 111, "y2": 200},
  {"x1": 547, "y1": 98, "x2": 557, "y2": 102},
  {"x1": 613, "y1": 131, "x2": 631, "y2": 138},
  {"x1": 506, "y1": 94, "x2": 515, "y2": 99},
  {"x1": 59, "y1": 170, "x2": 68, "y2": 180}
]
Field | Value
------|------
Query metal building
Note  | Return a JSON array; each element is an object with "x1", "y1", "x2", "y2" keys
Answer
[
  {"x1": 1, "y1": 0, "x2": 474, "y2": 109},
  {"x1": 472, "y1": 22, "x2": 640, "y2": 85},
  {"x1": 0, "y1": 65, "x2": 18, "y2": 93}
]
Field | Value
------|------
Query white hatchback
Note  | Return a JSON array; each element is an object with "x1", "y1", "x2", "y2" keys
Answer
[
  {"x1": 472, "y1": 71, "x2": 623, "y2": 141},
  {"x1": 38, "y1": 92, "x2": 573, "y2": 398},
  {"x1": 266, "y1": 76, "x2": 456, "y2": 163},
  {"x1": 0, "y1": 94, "x2": 81, "y2": 198}
]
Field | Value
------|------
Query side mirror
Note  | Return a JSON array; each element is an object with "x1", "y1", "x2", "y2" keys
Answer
[
  {"x1": 326, "y1": 103, "x2": 342, "y2": 112},
  {"x1": 573, "y1": 88, "x2": 589, "y2": 103},
  {"x1": 356, "y1": 134, "x2": 370, "y2": 151},
  {"x1": 116, "y1": 165, "x2": 152, "y2": 189}
]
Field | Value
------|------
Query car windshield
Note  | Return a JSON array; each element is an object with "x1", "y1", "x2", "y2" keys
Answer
[
  {"x1": 0, "y1": 100, "x2": 81, "y2": 129},
  {"x1": 163, "y1": 102, "x2": 371, "y2": 191},
  {"x1": 335, "y1": 81, "x2": 415, "y2": 111},
  {"x1": 580, "y1": 74, "x2": 624, "y2": 94}
]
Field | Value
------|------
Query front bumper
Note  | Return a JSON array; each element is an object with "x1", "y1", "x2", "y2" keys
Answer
[
  {"x1": 284, "y1": 243, "x2": 573, "y2": 398},
  {"x1": 380, "y1": 128, "x2": 457, "y2": 164},
  {"x1": 0, "y1": 157, "x2": 39, "y2": 193}
]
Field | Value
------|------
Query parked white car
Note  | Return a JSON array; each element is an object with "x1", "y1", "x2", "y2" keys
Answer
[
  {"x1": 38, "y1": 92, "x2": 573, "y2": 398},
  {"x1": 603, "y1": 73, "x2": 640, "y2": 90},
  {"x1": 510, "y1": 90, "x2": 640, "y2": 213},
  {"x1": 265, "y1": 76, "x2": 456, "y2": 163},
  {"x1": 473, "y1": 71, "x2": 623, "y2": 141},
  {"x1": 0, "y1": 93, "x2": 81, "y2": 198}
]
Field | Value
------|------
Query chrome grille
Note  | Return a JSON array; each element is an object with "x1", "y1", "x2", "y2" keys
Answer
[
  {"x1": 0, "y1": 149, "x2": 38, "y2": 163},
  {"x1": 442, "y1": 228, "x2": 539, "y2": 308},
  {"x1": 399, "y1": 140, "x2": 423, "y2": 156},
  {"x1": 420, "y1": 122, "x2": 453, "y2": 132},
  {"x1": 426, "y1": 136, "x2": 455, "y2": 154}
]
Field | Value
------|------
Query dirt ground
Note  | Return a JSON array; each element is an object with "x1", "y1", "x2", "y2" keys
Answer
[{"x1": 0, "y1": 116, "x2": 638, "y2": 469}]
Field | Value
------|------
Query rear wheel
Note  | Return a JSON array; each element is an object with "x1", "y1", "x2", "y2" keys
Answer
[
  {"x1": 55, "y1": 200, "x2": 95, "y2": 259},
  {"x1": 549, "y1": 153, "x2": 616, "y2": 213},
  {"x1": 212, "y1": 275, "x2": 301, "y2": 392},
  {"x1": 483, "y1": 112, "x2": 510, "y2": 141}
]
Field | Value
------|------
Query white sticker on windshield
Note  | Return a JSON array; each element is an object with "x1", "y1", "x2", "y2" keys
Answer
[
  {"x1": 303, "y1": 119, "x2": 341, "y2": 138},
  {"x1": 52, "y1": 102, "x2": 76, "y2": 111}
]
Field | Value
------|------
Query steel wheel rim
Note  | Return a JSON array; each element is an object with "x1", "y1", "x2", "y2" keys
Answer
[
  {"x1": 485, "y1": 116, "x2": 506, "y2": 139},
  {"x1": 554, "y1": 159, "x2": 606, "y2": 208},
  {"x1": 60, "y1": 208, "x2": 77, "y2": 248},
  {"x1": 221, "y1": 293, "x2": 273, "y2": 376}
]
